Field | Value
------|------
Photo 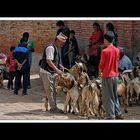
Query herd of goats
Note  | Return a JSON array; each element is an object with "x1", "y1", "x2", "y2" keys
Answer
[{"x1": 53, "y1": 52, "x2": 140, "y2": 119}]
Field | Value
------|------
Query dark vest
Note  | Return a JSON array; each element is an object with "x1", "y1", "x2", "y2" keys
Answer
[{"x1": 40, "y1": 43, "x2": 60, "y2": 74}]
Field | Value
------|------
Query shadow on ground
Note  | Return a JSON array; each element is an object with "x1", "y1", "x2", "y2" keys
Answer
[{"x1": 4, "y1": 109, "x2": 95, "y2": 120}]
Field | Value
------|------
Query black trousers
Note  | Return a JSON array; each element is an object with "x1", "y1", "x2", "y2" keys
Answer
[
  {"x1": 88, "y1": 55, "x2": 100, "y2": 78},
  {"x1": 14, "y1": 68, "x2": 29, "y2": 93},
  {"x1": 61, "y1": 44, "x2": 70, "y2": 69},
  {"x1": 7, "y1": 71, "x2": 15, "y2": 89},
  {"x1": 62, "y1": 54, "x2": 70, "y2": 69}
]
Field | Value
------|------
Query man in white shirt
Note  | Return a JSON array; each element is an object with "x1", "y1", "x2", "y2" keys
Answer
[{"x1": 39, "y1": 32, "x2": 67, "y2": 113}]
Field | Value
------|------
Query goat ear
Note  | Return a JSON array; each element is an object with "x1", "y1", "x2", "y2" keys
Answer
[
  {"x1": 97, "y1": 83, "x2": 102, "y2": 89},
  {"x1": 95, "y1": 80, "x2": 102, "y2": 89},
  {"x1": 86, "y1": 74, "x2": 90, "y2": 82}
]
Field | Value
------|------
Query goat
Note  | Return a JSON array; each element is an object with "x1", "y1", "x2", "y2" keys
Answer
[
  {"x1": 64, "y1": 81, "x2": 80, "y2": 114},
  {"x1": 117, "y1": 73, "x2": 129, "y2": 113},
  {"x1": 80, "y1": 81, "x2": 101, "y2": 118},
  {"x1": 55, "y1": 73, "x2": 78, "y2": 114},
  {"x1": 123, "y1": 67, "x2": 140, "y2": 106},
  {"x1": 127, "y1": 77, "x2": 140, "y2": 105}
]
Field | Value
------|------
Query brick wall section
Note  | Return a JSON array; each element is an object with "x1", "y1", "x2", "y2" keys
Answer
[
  {"x1": 0, "y1": 20, "x2": 58, "y2": 55},
  {"x1": 114, "y1": 21, "x2": 133, "y2": 58},
  {"x1": 66, "y1": 20, "x2": 134, "y2": 58},
  {"x1": 0, "y1": 20, "x2": 139, "y2": 59},
  {"x1": 132, "y1": 21, "x2": 140, "y2": 56},
  {"x1": 65, "y1": 20, "x2": 105, "y2": 54}
]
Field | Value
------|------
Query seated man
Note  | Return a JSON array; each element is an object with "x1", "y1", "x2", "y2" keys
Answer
[{"x1": 118, "y1": 47, "x2": 133, "y2": 72}]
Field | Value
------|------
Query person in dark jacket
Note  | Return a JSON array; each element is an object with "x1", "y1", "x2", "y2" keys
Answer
[
  {"x1": 56, "y1": 20, "x2": 70, "y2": 69},
  {"x1": 69, "y1": 30, "x2": 79, "y2": 67},
  {"x1": 13, "y1": 38, "x2": 30, "y2": 95},
  {"x1": 21, "y1": 32, "x2": 35, "y2": 89}
]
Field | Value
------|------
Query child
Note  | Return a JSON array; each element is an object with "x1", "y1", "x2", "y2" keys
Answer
[
  {"x1": 6, "y1": 46, "x2": 16, "y2": 90},
  {"x1": 69, "y1": 30, "x2": 79, "y2": 67}
]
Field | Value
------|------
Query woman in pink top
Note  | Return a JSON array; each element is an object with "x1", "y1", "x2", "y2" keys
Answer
[
  {"x1": 87, "y1": 22, "x2": 103, "y2": 79},
  {"x1": 6, "y1": 46, "x2": 16, "y2": 90}
]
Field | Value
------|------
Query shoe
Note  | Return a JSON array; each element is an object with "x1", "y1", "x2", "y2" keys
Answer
[
  {"x1": 22, "y1": 93, "x2": 28, "y2": 95},
  {"x1": 27, "y1": 85, "x2": 31, "y2": 89},
  {"x1": 115, "y1": 115, "x2": 124, "y2": 120},
  {"x1": 13, "y1": 90, "x2": 18, "y2": 95},
  {"x1": 7, "y1": 85, "x2": 10, "y2": 90},
  {"x1": 22, "y1": 92, "x2": 28, "y2": 95},
  {"x1": 22, "y1": 90, "x2": 28, "y2": 95},
  {"x1": 49, "y1": 107, "x2": 64, "y2": 113}
]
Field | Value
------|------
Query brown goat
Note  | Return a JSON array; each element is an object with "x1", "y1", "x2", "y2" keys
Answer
[
  {"x1": 127, "y1": 77, "x2": 140, "y2": 105},
  {"x1": 80, "y1": 82, "x2": 101, "y2": 118},
  {"x1": 55, "y1": 73, "x2": 77, "y2": 113},
  {"x1": 64, "y1": 81, "x2": 80, "y2": 114},
  {"x1": 117, "y1": 82, "x2": 128, "y2": 113}
]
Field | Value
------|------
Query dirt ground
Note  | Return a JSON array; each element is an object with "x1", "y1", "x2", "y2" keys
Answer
[{"x1": 0, "y1": 73, "x2": 140, "y2": 122}]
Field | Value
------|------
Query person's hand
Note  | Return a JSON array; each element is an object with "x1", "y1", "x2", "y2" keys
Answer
[
  {"x1": 56, "y1": 69, "x2": 63, "y2": 76},
  {"x1": 17, "y1": 63, "x2": 22, "y2": 70},
  {"x1": 59, "y1": 65, "x2": 64, "y2": 72},
  {"x1": 98, "y1": 71, "x2": 102, "y2": 78}
]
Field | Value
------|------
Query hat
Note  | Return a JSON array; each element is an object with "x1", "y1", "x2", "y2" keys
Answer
[{"x1": 56, "y1": 32, "x2": 67, "y2": 42}]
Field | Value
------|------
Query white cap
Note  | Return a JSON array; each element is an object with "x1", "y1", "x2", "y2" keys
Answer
[{"x1": 56, "y1": 32, "x2": 68, "y2": 42}]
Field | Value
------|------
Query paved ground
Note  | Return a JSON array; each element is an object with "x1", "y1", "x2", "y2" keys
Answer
[{"x1": 0, "y1": 73, "x2": 140, "y2": 121}]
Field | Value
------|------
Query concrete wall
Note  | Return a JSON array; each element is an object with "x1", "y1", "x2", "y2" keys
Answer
[{"x1": 31, "y1": 53, "x2": 42, "y2": 73}]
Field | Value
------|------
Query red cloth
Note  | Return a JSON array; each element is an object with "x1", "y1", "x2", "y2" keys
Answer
[
  {"x1": 87, "y1": 44, "x2": 101, "y2": 56},
  {"x1": 88, "y1": 31, "x2": 103, "y2": 56},
  {"x1": 89, "y1": 31, "x2": 102, "y2": 43},
  {"x1": 6, "y1": 53, "x2": 16, "y2": 72},
  {"x1": 99, "y1": 45, "x2": 120, "y2": 78}
]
